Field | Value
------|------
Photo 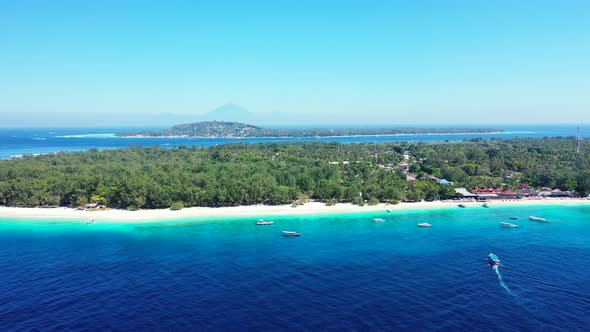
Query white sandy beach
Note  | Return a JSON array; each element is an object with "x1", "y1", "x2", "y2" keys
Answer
[{"x1": 0, "y1": 198, "x2": 588, "y2": 223}]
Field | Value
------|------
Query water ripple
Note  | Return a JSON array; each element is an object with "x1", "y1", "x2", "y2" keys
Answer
[{"x1": 1, "y1": 205, "x2": 590, "y2": 330}]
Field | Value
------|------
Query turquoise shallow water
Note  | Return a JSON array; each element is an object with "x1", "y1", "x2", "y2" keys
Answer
[
  {"x1": 1, "y1": 126, "x2": 584, "y2": 159},
  {"x1": 1, "y1": 204, "x2": 589, "y2": 331}
]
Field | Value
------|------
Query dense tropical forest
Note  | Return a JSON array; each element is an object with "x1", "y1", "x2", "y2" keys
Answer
[
  {"x1": 0, "y1": 138, "x2": 588, "y2": 209},
  {"x1": 116, "y1": 121, "x2": 503, "y2": 138}
]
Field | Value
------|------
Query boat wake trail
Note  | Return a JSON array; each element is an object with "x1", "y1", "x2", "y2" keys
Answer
[
  {"x1": 492, "y1": 266, "x2": 543, "y2": 326},
  {"x1": 493, "y1": 266, "x2": 514, "y2": 296}
]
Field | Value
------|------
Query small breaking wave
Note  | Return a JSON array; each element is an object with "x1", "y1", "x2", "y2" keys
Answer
[{"x1": 56, "y1": 133, "x2": 116, "y2": 138}]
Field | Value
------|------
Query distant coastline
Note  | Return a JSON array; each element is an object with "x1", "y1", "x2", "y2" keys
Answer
[
  {"x1": 1, "y1": 127, "x2": 573, "y2": 160},
  {"x1": 68, "y1": 131, "x2": 533, "y2": 140},
  {"x1": 1, "y1": 199, "x2": 588, "y2": 223},
  {"x1": 114, "y1": 121, "x2": 505, "y2": 139}
]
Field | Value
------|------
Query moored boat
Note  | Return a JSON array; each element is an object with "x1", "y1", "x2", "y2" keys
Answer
[
  {"x1": 488, "y1": 253, "x2": 500, "y2": 267},
  {"x1": 373, "y1": 218, "x2": 386, "y2": 223},
  {"x1": 256, "y1": 219, "x2": 274, "y2": 225},
  {"x1": 282, "y1": 231, "x2": 300, "y2": 237},
  {"x1": 482, "y1": 203, "x2": 489, "y2": 208},
  {"x1": 86, "y1": 218, "x2": 95, "y2": 224},
  {"x1": 417, "y1": 222, "x2": 431, "y2": 227},
  {"x1": 529, "y1": 216, "x2": 549, "y2": 223},
  {"x1": 500, "y1": 222, "x2": 519, "y2": 228},
  {"x1": 509, "y1": 217, "x2": 518, "y2": 220},
  {"x1": 458, "y1": 204, "x2": 466, "y2": 208}
]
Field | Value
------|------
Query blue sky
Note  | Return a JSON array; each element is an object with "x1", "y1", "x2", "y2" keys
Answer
[{"x1": 0, "y1": 0, "x2": 589, "y2": 127}]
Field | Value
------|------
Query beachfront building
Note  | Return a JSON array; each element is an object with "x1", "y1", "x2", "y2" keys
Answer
[
  {"x1": 497, "y1": 189, "x2": 519, "y2": 199},
  {"x1": 517, "y1": 188, "x2": 539, "y2": 197},
  {"x1": 475, "y1": 193, "x2": 499, "y2": 201},
  {"x1": 539, "y1": 190, "x2": 553, "y2": 197},
  {"x1": 454, "y1": 188, "x2": 477, "y2": 199},
  {"x1": 471, "y1": 187, "x2": 502, "y2": 195},
  {"x1": 549, "y1": 189, "x2": 573, "y2": 197}
]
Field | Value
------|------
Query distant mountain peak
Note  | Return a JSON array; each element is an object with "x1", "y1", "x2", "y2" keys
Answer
[
  {"x1": 215, "y1": 103, "x2": 246, "y2": 110},
  {"x1": 203, "y1": 103, "x2": 251, "y2": 121}
]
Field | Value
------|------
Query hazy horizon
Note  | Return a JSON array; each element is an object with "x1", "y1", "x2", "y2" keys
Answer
[
  {"x1": 1, "y1": 1, "x2": 589, "y2": 127},
  {"x1": 0, "y1": 121, "x2": 588, "y2": 131}
]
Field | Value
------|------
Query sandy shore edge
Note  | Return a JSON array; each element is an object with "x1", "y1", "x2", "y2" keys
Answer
[{"x1": 0, "y1": 199, "x2": 589, "y2": 223}]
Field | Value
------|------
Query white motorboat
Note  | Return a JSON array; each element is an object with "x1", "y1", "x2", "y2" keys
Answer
[
  {"x1": 256, "y1": 219, "x2": 274, "y2": 225},
  {"x1": 488, "y1": 253, "x2": 500, "y2": 267},
  {"x1": 500, "y1": 222, "x2": 519, "y2": 228},
  {"x1": 529, "y1": 216, "x2": 549, "y2": 223}
]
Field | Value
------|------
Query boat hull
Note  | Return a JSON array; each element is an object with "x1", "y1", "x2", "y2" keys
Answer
[
  {"x1": 529, "y1": 216, "x2": 549, "y2": 223},
  {"x1": 257, "y1": 219, "x2": 274, "y2": 225},
  {"x1": 488, "y1": 253, "x2": 500, "y2": 267}
]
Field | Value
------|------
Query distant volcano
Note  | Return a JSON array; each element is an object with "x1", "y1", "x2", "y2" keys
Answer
[{"x1": 201, "y1": 103, "x2": 253, "y2": 122}]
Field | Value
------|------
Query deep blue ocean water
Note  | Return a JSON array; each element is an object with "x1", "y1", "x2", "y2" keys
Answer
[
  {"x1": 0, "y1": 125, "x2": 585, "y2": 159},
  {"x1": 1, "y1": 204, "x2": 589, "y2": 331}
]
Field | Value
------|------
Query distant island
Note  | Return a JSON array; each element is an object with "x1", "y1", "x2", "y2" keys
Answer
[{"x1": 115, "y1": 121, "x2": 504, "y2": 138}]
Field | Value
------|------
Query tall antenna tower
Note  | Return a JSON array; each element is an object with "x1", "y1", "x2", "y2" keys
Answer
[{"x1": 576, "y1": 126, "x2": 582, "y2": 154}]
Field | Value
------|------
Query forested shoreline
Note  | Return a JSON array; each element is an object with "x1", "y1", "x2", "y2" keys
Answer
[{"x1": 0, "y1": 138, "x2": 588, "y2": 209}]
